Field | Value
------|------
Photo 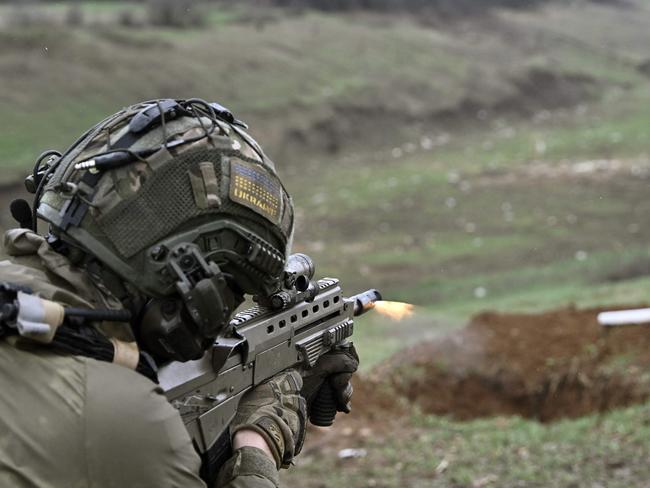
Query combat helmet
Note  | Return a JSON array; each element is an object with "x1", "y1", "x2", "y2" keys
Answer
[{"x1": 26, "y1": 99, "x2": 294, "y2": 361}]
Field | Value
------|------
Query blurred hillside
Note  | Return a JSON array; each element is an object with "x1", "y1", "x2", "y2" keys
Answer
[
  {"x1": 1, "y1": 0, "x2": 649, "y2": 174},
  {"x1": 252, "y1": 0, "x2": 627, "y2": 18},
  {"x1": 1, "y1": 0, "x2": 650, "y2": 317}
]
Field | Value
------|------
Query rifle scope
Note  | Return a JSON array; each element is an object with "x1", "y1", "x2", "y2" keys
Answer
[{"x1": 284, "y1": 253, "x2": 315, "y2": 291}]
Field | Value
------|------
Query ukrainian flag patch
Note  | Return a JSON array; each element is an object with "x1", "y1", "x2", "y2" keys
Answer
[{"x1": 229, "y1": 159, "x2": 282, "y2": 225}]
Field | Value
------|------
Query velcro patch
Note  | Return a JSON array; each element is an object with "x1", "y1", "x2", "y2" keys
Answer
[
  {"x1": 229, "y1": 159, "x2": 282, "y2": 225},
  {"x1": 256, "y1": 416, "x2": 285, "y2": 453}
]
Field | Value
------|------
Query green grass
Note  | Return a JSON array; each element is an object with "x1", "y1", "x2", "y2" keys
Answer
[
  {"x1": 283, "y1": 402, "x2": 650, "y2": 487},
  {"x1": 293, "y1": 120, "x2": 650, "y2": 303},
  {"x1": 29, "y1": 1, "x2": 144, "y2": 15}
]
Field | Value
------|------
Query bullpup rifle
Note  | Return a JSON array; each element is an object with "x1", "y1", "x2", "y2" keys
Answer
[{"x1": 157, "y1": 253, "x2": 381, "y2": 480}]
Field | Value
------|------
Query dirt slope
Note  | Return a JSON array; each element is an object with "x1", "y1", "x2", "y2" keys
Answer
[{"x1": 359, "y1": 306, "x2": 650, "y2": 422}]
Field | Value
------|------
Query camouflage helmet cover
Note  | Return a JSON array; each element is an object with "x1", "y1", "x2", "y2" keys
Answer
[{"x1": 36, "y1": 99, "x2": 294, "y2": 299}]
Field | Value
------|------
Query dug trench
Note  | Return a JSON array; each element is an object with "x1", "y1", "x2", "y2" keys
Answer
[{"x1": 354, "y1": 306, "x2": 650, "y2": 423}]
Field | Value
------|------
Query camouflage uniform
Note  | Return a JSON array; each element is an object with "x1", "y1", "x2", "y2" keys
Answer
[{"x1": 0, "y1": 229, "x2": 279, "y2": 488}]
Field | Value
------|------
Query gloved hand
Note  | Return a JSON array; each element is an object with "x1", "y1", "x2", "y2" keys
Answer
[
  {"x1": 231, "y1": 369, "x2": 306, "y2": 469},
  {"x1": 301, "y1": 342, "x2": 359, "y2": 421}
]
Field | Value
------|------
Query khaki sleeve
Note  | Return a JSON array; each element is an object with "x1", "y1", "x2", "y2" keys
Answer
[
  {"x1": 0, "y1": 342, "x2": 208, "y2": 488},
  {"x1": 85, "y1": 357, "x2": 208, "y2": 488},
  {"x1": 216, "y1": 447, "x2": 280, "y2": 488}
]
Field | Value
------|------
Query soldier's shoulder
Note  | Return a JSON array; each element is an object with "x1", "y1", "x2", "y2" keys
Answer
[
  {"x1": 0, "y1": 229, "x2": 52, "y2": 293},
  {"x1": 0, "y1": 228, "x2": 94, "y2": 307}
]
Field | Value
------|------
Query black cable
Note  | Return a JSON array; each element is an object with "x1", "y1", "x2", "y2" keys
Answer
[
  {"x1": 185, "y1": 98, "x2": 263, "y2": 158},
  {"x1": 184, "y1": 99, "x2": 260, "y2": 159},
  {"x1": 186, "y1": 98, "x2": 218, "y2": 122},
  {"x1": 30, "y1": 150, "x2": 62, "y2": 231},
  {"x1": 32, "y1": 150, "x2": 61, "y2": 183},
  {"x1": 30, "y1": 110, "x2": 125, "y2": 233},
  {"x1": 76, "y1": 100, "x2": 218, "y2": 171},
  {"x1": 156, "y1": 99, "x2": 169, "y2": 150},
  {"x1": 194, "y1": 112, "x2": 214, "y2": 145},
  {"x1": 31, "y1": 160, "x2": 61, "y2": 232},
  {"x1": 32, "y1": 99, "x2": 233, "y2": 226},
  {"x1": 185, "y1": 98, "x2": 219, "y2": 139}
]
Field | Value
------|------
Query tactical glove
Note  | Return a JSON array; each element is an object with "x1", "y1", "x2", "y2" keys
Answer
[
  {"x1": 231, "y1": 369, "x2": 306, "y2": 469},
  {"x1": 301, "y1": 342, "x2": 359, "y2": 421}
]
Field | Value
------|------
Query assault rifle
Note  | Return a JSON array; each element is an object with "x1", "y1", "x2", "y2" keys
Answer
[{"x1": 157, "y1": 253, "x2": 381, "y2": 480}]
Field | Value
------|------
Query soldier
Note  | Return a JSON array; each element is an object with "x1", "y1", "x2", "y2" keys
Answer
[{"x1": 0, "y1": 99, "x2": 359, "y2": 487}]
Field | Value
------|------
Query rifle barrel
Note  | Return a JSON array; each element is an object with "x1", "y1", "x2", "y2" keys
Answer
[{"x1": 350, "y1": 289, "x2": 382, "y2": 316}]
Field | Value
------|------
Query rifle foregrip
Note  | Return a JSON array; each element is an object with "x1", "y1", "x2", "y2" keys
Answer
[{"x1": 309, "y1": 382, "x2": 337, "y2": 427}]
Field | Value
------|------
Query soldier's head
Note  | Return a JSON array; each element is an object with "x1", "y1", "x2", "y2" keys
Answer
[{"x1": 29, "y1": 99, "x2": 294, "y2": 362}]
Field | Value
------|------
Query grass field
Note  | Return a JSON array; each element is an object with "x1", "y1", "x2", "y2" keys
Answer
[
  {"x1": 283, "y1": 403, "x2": 650, "y2": 487},
  {"x1": 2, "y1": 1, "x2": 650, "y2": 486}
]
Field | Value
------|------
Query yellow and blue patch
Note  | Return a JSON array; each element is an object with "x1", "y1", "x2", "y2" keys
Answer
[{"x1": 229, "y1": 159, "x2": 282, "y2": 225}]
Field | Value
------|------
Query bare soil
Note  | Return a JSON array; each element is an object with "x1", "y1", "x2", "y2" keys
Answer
[{"x1": 357, "y1": 305, "x2": 650, "y2": 422}]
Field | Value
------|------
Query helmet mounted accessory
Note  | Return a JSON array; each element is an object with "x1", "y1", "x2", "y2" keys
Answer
[{"x1": 28, "y1": 99, "x2": 295, "y2": 363}]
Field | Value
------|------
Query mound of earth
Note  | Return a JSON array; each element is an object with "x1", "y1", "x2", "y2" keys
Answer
[{"x1": 357, "y1": 306, "x2": 650, "y2": 422}]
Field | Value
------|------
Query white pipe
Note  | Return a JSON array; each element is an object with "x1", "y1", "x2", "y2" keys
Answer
[{"x1": 597, "y1": 308, "x2": 650, "y2": 326}]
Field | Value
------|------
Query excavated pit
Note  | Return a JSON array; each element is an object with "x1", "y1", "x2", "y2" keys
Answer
[{"x1": 358, "y1": 306, "x2": 650, "y2": 422}]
